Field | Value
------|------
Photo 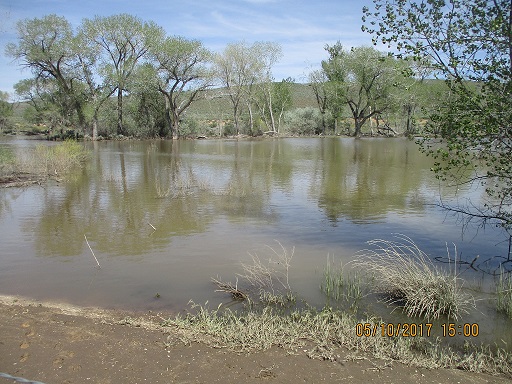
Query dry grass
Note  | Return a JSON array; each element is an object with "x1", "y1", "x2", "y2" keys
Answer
[
  {"x1": 211, "y1": 277, "x2": 249, "y2": 302},
  {"x1": 240, "y1": 241, "x2": 294, "y2": 296},
  {"x1": 163, "y1": 302, "x2": 512, "y2": 376},
  {"x1": 355, "y1": 235, "x2": 475, "y2": 320}
]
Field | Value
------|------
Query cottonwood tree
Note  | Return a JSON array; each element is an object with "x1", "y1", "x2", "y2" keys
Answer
[
  {"x1": 270, "y1": 78, "x2": 294, "y2": 133},
  {"x1": 74, "y1": 27, "x2": 118, "y2": 140},
  {"x1": 214, "y1": 41, "x2": 281, "y2": 135},
  {"x1": 81, "y1": 14, "x2": 163, "y2": 136},
  {"x1": 363, "y1": 0, "x2": 512, "y2": 229},
  {"x1": 150, "y1": 36, "x2": 213, "y2": 139},
  {"x1": 14, "y1": 78, "x2": 65, "y2": 128},
  {"x1": 308, "y1": 69, "x2": 330, "y2": 133},
  {"x1": 6, "y1": 14, "x2": 86, "y2": 129},
  {"x1": 322, "y1": 43, "x2": 403, "y2": 137},
  {"x1": 251, "y1": 43, "x2": 283, "y2": 134}
]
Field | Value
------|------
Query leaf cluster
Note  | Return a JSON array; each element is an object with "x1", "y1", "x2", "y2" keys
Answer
[{"x1": 363, "y1": 0, "x2": 512, "y2": 229}]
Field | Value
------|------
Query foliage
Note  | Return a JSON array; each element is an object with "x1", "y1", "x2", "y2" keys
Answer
[
  {"x1": 363, "y1": 0, "x2": 512, "y2": 229},
  {"x1": 80, "y1": 14, "x2": 164, "y2": 136},
  {"x1": 6, "y1": 15, "x2": 87, "y2": 129}
]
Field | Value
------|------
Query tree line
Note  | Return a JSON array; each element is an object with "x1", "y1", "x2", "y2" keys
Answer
[{"x1": 3, "y1": 12, "x2": 452, "y2": 140}]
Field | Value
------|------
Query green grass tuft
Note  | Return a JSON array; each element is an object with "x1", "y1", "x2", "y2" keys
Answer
[{"x1": 321, "y1": 257, "x2": 366, "y2": 309}]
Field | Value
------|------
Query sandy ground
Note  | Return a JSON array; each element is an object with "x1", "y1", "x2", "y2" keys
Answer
[{"x1": 0, "y1": 295, "x2": 510, "y2": 384}]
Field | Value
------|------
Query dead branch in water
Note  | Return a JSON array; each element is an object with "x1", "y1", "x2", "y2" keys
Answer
[
  {"x1": 211, "y1": 277, "x2": 249, "y2": 301},
  {"x1": 84, "y1": 234, "x2": 101, "y2": 269}
]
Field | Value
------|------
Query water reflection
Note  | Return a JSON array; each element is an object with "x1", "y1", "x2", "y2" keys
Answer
[{"x1": 313, "y1": 138, "x2": 429, "y2": 224}]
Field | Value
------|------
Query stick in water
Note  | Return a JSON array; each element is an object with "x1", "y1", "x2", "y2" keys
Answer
[
  {"x1": 84, "y1": 234, "x2": 101, "y2": 269},
  {"x1": 147, "y1": 222, "x2": 156, "y2": 231}
]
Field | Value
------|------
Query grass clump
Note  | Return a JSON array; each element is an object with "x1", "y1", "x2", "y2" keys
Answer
[
  {"x1": 496, "y1": 269, "x2": 512, "y2": 318},
  {"x1": 356, "y1": 234, "x2": 474, "y2": 320},
  {"x1": 321, "y1": 257, "x2": 366, "y2": 309},
  {"x1": 0, "y1": 146, "x2": 16, "y2": 176}
]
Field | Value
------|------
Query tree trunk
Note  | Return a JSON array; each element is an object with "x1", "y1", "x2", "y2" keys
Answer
[
  {"x1": 171, "y1": 108, "x2": 180, "y2": 140},
  {"x1": 247, "y1": 101, "x2": 254, "y2": 135},
  {"x1": 164, "y1": 95, "x2": 173, "y2": 138},
  {"x1": 92, "y1": 114, "x2": 98, "y2": 141},
  {"x1": 354, "y1": 119, "x2": 363, "y2": 137},
  {"x1": 117, "y1": 89, "x2": 124, "y2": 136}
]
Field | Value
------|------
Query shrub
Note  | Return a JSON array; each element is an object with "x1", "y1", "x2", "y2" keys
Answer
[{"x1": 281, "y1": 107, "x2": 323, "y2": 135}]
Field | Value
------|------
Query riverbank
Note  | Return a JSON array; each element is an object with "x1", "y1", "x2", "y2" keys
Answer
[{"x1": 0, "y1": 295, "x2": 509, "y2": 384}]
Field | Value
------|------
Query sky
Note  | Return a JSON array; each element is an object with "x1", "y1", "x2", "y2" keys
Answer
[{"x1": 0, "y1": 0, "x2": 377, "y2": 100}]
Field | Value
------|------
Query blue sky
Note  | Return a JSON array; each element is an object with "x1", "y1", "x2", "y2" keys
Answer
[{"x1": 0, "y1": 0, "x2": 376, "y2": 99}]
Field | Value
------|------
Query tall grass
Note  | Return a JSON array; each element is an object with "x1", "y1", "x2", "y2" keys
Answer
[
  {"x1": 213, "y1": 241, "x2": 295, "y2": 306},
  {"x1": 0, "y1": 146, "x2": 16, "y2": 176},
  {"x1": 16, "y1": 140, "x2": 89, "y2": 177},
  {"x1": 496, "y1": 269, "x2": 512, "y2": 318},
  {"x1": 355, "y1": 235, "x2": 475, "y2": 320}
]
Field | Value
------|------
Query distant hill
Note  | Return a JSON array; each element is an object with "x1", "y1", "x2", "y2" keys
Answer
[{"x1": 187, "y1": 82, "x2": 318, "y2": 120}]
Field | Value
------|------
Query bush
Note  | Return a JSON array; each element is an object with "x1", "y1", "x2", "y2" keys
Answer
[{"x1": 282, "y1": 107, "x2": 323, "y2": 135}]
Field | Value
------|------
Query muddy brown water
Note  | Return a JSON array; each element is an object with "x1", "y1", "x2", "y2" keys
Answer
[{"x1": 1, "y1": 136, "x2": 511, "y2": 350}]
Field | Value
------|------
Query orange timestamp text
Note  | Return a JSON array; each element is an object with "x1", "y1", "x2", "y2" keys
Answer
[{"x1": 355, "y1": 322, "x2": 480, "y2": 338}]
